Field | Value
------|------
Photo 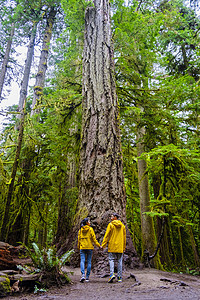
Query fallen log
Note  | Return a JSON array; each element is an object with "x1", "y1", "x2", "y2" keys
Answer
[
  {"x1": 8, "y1": 273, "x2": 40, "y2": 282},
  {"x1": 0, "y1": 249, "x2": 18, "y2": 270},
  {"x1": 0, "y1": 242, "x2": 20, "y2": 271}
]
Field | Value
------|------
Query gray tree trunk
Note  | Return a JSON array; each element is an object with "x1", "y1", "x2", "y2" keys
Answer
[
  {"x1": 18, "y1": 23, "x2": 37, "y2": 112},
  {"x1": 31, "y1": 7, "x2": 57, "y2": 116},
  {"x1": 77, "y1": 0, "x2": 140, "y2": 272},
  {"x1": 79, "y1": 0, "x2": 126, "y2": 223},
  {"x1": 0, "y1": 23, "x2": 15, "y2": 100},
  {"x1": 58, "y1": 0, "x2": 140, "y2": 271}
]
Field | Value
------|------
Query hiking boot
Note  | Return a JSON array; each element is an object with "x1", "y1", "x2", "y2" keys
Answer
[
  {"x1": 118, "y1": 277, "x2": 122, "y2": 282},
  {"x1": 80, "y1": 276, "x2": 85, "y2": 283},
  {"x1": 108, "y1": 274, "x2": 115, "y2": 283}
]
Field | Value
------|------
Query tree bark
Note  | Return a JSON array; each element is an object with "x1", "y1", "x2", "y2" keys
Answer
[
  {"x1": 76, "y1": 0, "x2": 140, "y2": 272},
  {"x1": 18, "y1": 23, "x2": 37, "y2": 112},
  {"x1": 178, "y1": 226, "x2": 185, "y2": 266},
  {"x1": 80, "y1": 0, "x2": 126, "y2": 223},
  {"x1": 58, "y1": 0, "x2": 140, "y2": 271},
  {"x1": 0, "y1": 23, "x2": 15, "y2": 100},
  {"x1": 31, "y1": 7, "x2": 57, "y2": 116}
]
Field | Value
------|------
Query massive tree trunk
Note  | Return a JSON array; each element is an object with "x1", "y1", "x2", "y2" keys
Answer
[
  {"x1": 31, "y1": 6, "x2": 57, "y2": 116},
  {"x1": 80, "y1": 0, "x2": 125, "y2": 224},
  {"x1": 76, "y1": 0, "x2": 140, "y2": 272},
  {"x1": 0, "y1": 23, "x2": 15, "y2": 100},
  {"x1": 58, "y1": 0, "x2": 140, "y2": 271}
]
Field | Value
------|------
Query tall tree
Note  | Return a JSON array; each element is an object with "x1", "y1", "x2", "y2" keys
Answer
[
  {"x1": 18, "y1": 22, "x2": 38, "y2": 112},
  {"x1": 31, "y1": 4, "x2": 58, "y2": 115},
  {"x1": 76, "y1": 0, "x2": 139, "y2": 270},
  {"x1": 80, "y1": 0, "x2": 125, "y2": 224},
  {"x1": 0, "y1": 23, "x2": 15, "y2": 100},
  {"x1": 0, "y1": 21, "x2": 37, "y2": 242}
]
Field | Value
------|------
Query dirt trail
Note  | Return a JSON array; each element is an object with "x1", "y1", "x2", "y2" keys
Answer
[{"x1": 6, "y1": 267, "x2": 200, "y2": 300}]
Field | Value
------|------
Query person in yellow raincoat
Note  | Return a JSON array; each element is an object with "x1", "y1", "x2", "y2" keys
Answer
[
  {"x1": 101, "y1": 213, "x2": 126, "y2": 283},
  {"x1": 78, "y1": 217, "x2": 101, "y2": 282}
]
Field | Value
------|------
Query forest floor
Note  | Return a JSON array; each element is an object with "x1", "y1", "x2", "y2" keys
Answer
[{"x1": 5, "y1": 266, "x2": 200, "y2": 300}]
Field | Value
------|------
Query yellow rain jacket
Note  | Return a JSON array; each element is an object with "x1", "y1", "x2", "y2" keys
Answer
[
  {"x1": 101, "y1": 220, "x2": 126, "y2": 253},
  {"x1": 78, "y1": 225, "x2": 100, "y2": 250}
]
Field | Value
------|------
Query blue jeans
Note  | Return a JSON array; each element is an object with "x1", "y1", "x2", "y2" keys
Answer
[
  {"x1": 108, "y1": 252, "x2": 123, "y2": 278},
  {"x1": 80, "y1": 249, "x2": 93, "y2": 279}
]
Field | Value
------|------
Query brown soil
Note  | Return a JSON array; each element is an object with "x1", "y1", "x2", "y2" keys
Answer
[{"x1": 5, "y1": 267, "x2": 200, "y2": 300}]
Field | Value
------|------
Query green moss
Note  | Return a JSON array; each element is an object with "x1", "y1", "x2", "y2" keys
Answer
[
  {"x1": 36, "y1": 91, "x2": 43, "y2": 96},
  {"x1": 34, "y1": 86, "x2": 43, "y2": 90},
  {"x1": 0, "y1": 277, "x2": 11, "y2": 297}
]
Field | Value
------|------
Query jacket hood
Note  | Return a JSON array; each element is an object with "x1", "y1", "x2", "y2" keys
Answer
[
  {"x1": 81, "y1": 225, "x2": 90, "y2": 232},
  {"x1": 111, "y1": 220, "x2": 123, "y2": 228}
]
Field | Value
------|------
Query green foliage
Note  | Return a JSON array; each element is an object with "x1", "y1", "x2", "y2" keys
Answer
[
  {"x1": 185, "y1": 267, "x2": 200, "y2": 276},
  {"x1": 0, "y1": 277, "x2": 11, "y2": 297},
  {"x1": 1, "y1": 0, "x2": 200, "y2": 272},
  {"x1": 34, "y1": 285, "x2": 47, "y2": 294},
  {"x1": 18, "y1": 242, "x2": 74, "y2": 275},
  {"x1": 114, "y1": 0, "x2": 200, "y2": 268},
  {"x1": 0, "y1": 89, "x2": 81, "y2": 246},
  {"x1": 158, "y1": 1, "x2": 200, "y2": 79},
  {"x1": 61, "y1": 0, "x2": 91, "y2": 41}
]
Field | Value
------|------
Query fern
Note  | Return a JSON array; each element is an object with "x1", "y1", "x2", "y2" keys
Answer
[
  {"x1": 46, "y1": 248, "x2": 54, "y2": 267},
  {"x1": 60, "y1": 249, "x2": 75, "y2": 266},
  {"x1": 32, "y1": 242, "x2": 44, "y2": 267},
  {"x1": 18, "y1": 242, "x2": 74, "y2": 276}
]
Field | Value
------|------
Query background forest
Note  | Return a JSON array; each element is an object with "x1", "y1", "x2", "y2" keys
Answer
[{"x1": 0, "y1": 0, "x2": 200, "y2": 274}]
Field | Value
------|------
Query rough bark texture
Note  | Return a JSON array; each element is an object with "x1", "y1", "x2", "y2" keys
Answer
[
  {"x1": 74, "y1": 0, "x2": 140, "y2": 272},
  {"x1": 31, "y1": 7, "x2": 57, "y2": 116},
  {"x1": 80, "y1": 0, "x2": 126, "y2": 223},
  {"x1": 0, "y1": 23, "x2": 15, "y2": 100},
  {"x1": 0, "y1": 248, "x2": 17, "y2": 271}
]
